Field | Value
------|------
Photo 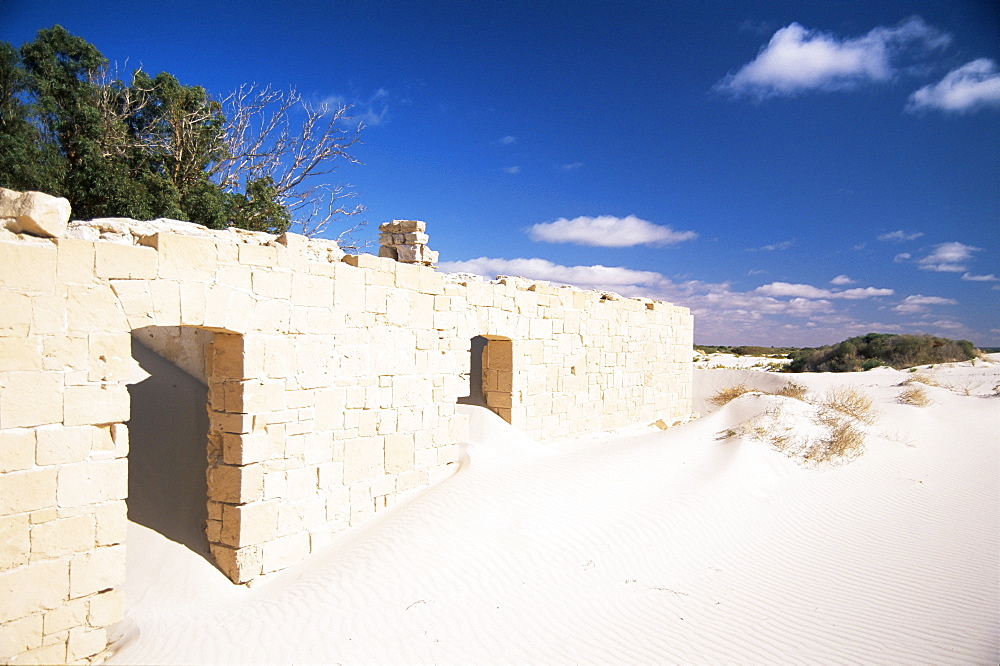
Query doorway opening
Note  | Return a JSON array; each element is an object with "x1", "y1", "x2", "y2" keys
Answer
[
  {"x1": 126, "y1": 329, "x2": 213, "y2": 562},
  {"x1": 458, "y1": 335, "x2": 513, "y2": 423}
]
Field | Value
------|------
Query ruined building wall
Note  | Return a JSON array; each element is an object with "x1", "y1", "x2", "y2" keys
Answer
[{"x1": 0, "y1": 189, "x2": 692, "y2": 664}]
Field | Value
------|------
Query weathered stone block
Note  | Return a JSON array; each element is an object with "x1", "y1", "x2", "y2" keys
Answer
[
  {"x1": 149, "y1": 279, "x2": 182, "y2": 326},
  {"x1": 7, "y1": 640, "x2": 67, "y2": 665},
  {"x1": 178, "y1": 281, "x2": 207, "y2": 326},
  {"x1": 261, "y1": 532, "x2": 310, "y2": 574},
  {"x1": 209, "y1": 543, "x2": 261, "y2": 584},
  {"x1": 0, "y1": 372, "x2": 63, "y2": 429},
  {"x1": 251, "y1": 269, "x2": 292, "y2": 300},
  {"x1": 87, "y1": 589, "x2": 123, "y2": 628},
  {"x1": 0, "y1": 612, "x2": 43, "y2": 660},
  {"x1": 87, "y1": 332, "x2": 132, "y2": 382},
  {"x1": 237, "y1": 243, "x2": 278, "y2": 267},
  {"x1": 94, "y1": 242, "x2": 157, "y2": 279},
  {"x1": 417, "y1": 269, "x2": 444, "y2": 295},
  {"x1": 207, "y1": 463, "x2": 264, "y2": 504},
  {"x1": 220, "y1": 501, "x2": 278, "y2": 547},
  {"x1": 0, "y1": 336, "x2": 43, "y2": 373},
  {"x1": 68, "y1": 545, "x2": 124, "y2": 600},
  {"x1": 110, "y1": 423, "x2": 128, "y2": 459},
  {"x1": 0, "y1": 558, "x2": 69, "y2": 623},
  {"x1": 31, "y1": 514, "x2": 95, "y2": 560},
  {"x1": 0, "y1": 428, "x2": 35, "y2": 473},
  {"x1": 0, "y1": 291, "x2": 32, "y2": 337},
  {"x1": 384, "y1": 433, "x2": 414, "y2": 474},
  {"x1": 221, "y1": 430, "x2": 280, "y2": 466},
  {"x1": 290, "y1": 272, "x2": 333, "y2": 308},
  {"x1": 66, "y1": 625, "x2": 106, "y2": 662},
  {"x1": 55, "y1": 238, "x2": 95, "y2": 285},
  {"x1": 0, "y1": 467, "x2": 57, "y2": 515},
  {"x1": 0, "y1": 513, "x2": 30, "y2": 572},
  {"x1": 140, "y1": 232, "x2": 217, "y2": 281},
  {"x1": 0, "y1": 189, "x2": 70, "y2": 238},
  {"x1": 93, "y1": 501, "x2": 127, "y2": 547},
  {"x1": 343, "y1": 437, "x2": 384, "y2": 484},
  {"x1": 211, "y1": 334, "x2": 248, "y2": 380},
  {"x1": 63, "y1": 384, "x2": 129, "y2": 427},
  {"x1": 56, "y1": 459, "x2": 127, "y2": 508},
  {"x1": 41, "y1": 597, "x2": 87, "y2": 636},
  {"x1": 108, "y1": 279, "x2": 154, "y2": 330}
]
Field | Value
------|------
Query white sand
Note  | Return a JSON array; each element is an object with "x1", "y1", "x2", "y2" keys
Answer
[{"x1": 109, "y1": 356, "x2": 999, "y2": 665}]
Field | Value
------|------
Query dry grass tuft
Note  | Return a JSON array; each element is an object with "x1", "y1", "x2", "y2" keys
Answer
[
  {"x1": 898, "y1": 385, "x2": 932, "y2": 407},
  {"x1": 903, "y1": 371, "x2": 939, "y2": 387},
  {"x1": 819, "y1": 386, "x2": 879, "y2": 425},
  {"x1": 775, "y1": 382, "x2": 808, "y2": 401},
  {"x1": 944, "y1": 380, "x2": 983, "y2": 397},
  {"x1": 802, "y1": 417, "x2": 866, "y2": 464},
  {"x1": 709, "y1": 384, "x2": 753, "y2": 407},
  {"x1": 717, "y1": 385, "x2": 879, "y2": 467}
]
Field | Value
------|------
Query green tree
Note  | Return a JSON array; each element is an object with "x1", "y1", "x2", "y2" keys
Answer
[
  {"x1": 2, "y1": 26, "x2": 363, "y2": 236},
  {"x1": 225, "y1": 176, "x2": 291, "y2": 233},
  {"x1": 17, "y1": 25, "x2": 159, "y2": 219},
  {"x1": 0, "y1": 43, "x2": 62, "y2": 191}
]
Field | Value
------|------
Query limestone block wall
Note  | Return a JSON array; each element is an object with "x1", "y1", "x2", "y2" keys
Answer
[
  {"x1": 0, "y1": 190, "x2": 692, "y2": 665},
  {"x1": 1, "y1": 234, "x2": 130, "y2": 665}
]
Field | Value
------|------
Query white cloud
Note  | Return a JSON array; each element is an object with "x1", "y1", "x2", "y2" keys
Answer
[
  {"x1": 917, "y1": 241, "x2": 980, "y2": 272},
  {"x1": 830, "y1": 274, "x2": 855, "y2": 285},
  {"x1": 907, "y1": 59, "x2": 1000, "y2": 113},
  {"x1": 961, "y1": 272, "x2": 998, "y2": 282},
  {"x1": 715, "y1": 17, "x2": 949, "y2": 99},
  {"x1": 892, "y1": 294, "x2": 958, "y2": 314},
  {"x1": 320, "y1": 87, "x2": 391, "y2": 126},
  {"x1": 755, "y1": 282, "x2": 830, "y2": 299},
  {"x1": 527, "y1": 215, "x2": 697, "y2": 248},
  {"x1": 437, "y1": 257, "x2": 666, "y2": 290},
  {"x1": 878, "y1": 230, "x2": 924, "y2": 242},
  {"x1": 502, "y1": 166, "x2": 521, "y2": 175},
  {"x1": 755, "y1": 282, "x2": 893, "y2": 299},
  {"x1": 559, "y1": 162, "x2": 584, "y2": 171},
  {"x1": 747, "y1": 240, "x2": 793, "y2": 251},
  {"x1": 497, "y1": 135, "x2": 517, "y2": 145},
  {"x1": 894, "y1": 252, "x2": 912, "y2": 263}
]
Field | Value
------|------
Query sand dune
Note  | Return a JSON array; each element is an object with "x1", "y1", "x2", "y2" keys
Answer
[{"x1": 109, "y1": 357, "x2": 999, "y2": 665}]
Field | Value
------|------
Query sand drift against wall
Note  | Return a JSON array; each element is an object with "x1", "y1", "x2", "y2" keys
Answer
[{"x1": 110, "y1": 360, "x2": 999, "y2": 665}]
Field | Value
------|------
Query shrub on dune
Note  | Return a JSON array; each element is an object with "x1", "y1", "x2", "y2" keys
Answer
[
  {"x1": 717, "y1": 385, "x2": 878, "y2": 466},
  {"x1": 775, "y1": 382, "x2": 808, "y2": 400},
  {"x1": 819, "y1": 386, "x2": 880, "y2": 425},
  {"x1": 709, "y1": 384, "x2": 753, "y2": 407},
  {"x1": 898, "y1": 386, "x2": 932, "y2": 407}
]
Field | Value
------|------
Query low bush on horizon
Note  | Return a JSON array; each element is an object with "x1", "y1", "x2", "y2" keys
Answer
[
  {"x1": 785, "y1": 333, "x2": 977, "y2": 373},
  {"x1": 695, "y1": 344, "x2": 795, "y2": 358}
]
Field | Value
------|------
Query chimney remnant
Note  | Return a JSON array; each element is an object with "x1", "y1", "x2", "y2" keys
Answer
[{"x1": 378, "y1": 219, "x2": 438, "y2": 266}]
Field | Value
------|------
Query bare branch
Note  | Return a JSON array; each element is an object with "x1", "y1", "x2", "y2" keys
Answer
[{"x1": 214, "y1": 84, "x2": 364, "y2": 238}]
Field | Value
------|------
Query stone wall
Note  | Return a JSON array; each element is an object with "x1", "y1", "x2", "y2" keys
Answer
[{"x1": 0, "y1": 189, "x2": 692, "y2": 664}]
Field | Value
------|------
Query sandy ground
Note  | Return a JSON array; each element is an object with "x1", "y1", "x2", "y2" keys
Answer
[{"x1": 108, "y1": 354, "x2": 999, "y2": 665}]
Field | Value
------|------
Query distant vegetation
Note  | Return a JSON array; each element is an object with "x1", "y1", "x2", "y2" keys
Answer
[
  {"x1": 785, "y1": 333, "x2": 977, "y2": 373},
  {"x1": 694, "y1": 345, "x2": 795, "y2": 358}
]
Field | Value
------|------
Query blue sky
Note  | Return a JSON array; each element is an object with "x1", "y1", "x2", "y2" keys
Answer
[{"x1": 3, "y1": 0, "x2": 998, "y2": 346}]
